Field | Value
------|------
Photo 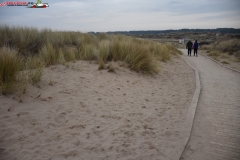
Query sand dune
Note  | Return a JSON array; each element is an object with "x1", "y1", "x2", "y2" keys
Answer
[{"x1": 0, "y1": 56, "x2": 195, "y2": 160}]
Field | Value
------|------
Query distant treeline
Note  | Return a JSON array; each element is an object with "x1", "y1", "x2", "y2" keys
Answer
[{"x1": 89, "y1": 28, "x2": 240, "y2": 35}]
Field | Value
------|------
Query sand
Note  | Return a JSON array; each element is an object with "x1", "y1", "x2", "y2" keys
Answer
[{"x1": 0, "y1": 56, "x2": 195, "y2": 160}]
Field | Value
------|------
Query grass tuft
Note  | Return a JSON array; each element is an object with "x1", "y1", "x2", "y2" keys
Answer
[
  {"x1": 97, "y1": 32, "x2": 108, "y2": 41},
  {"x1": 40, "y1": 43, "x2": 58, "y2": 66},
  {"x1": 203, "y1": 39, "x2": 240, "y2": 62},
  {"x1": 107, "y1": 62, "x2": 116, "y2": 72},
  {"x1": 63, "y1": 46, "x2": 77, "y2": 62},
  {"x1": 0, "y1": 47, "x2": 23, "y2": 94},
  {"x1": 0, "y1": 25, "x2": 182, "y2": 94},
  {"x1": 58, "y1": 48, "x2": 66, "y2": 64},
  {"x1": 98, "y1": 40, "x2": 110, "y2": 69},
  {"x1": 28, "y1": 67, "x2": 44, "y2": 85},
  {"x1": 209, "y1": 51, "x2": 220, "y2": 57},
  {"x1": 222, "y1": 61, "x2": 230, "y2": 64},
  {"x1": 77, "y1": 44, "x2": 98, "y2": 60}
]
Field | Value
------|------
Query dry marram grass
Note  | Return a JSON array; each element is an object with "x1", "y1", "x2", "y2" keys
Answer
[{"x1": 0, "y1": 25, "x2": 182, "y2": 95}]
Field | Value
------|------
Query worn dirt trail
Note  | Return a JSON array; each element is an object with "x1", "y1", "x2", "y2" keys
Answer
[{"x1": 180, "y1": 49, "x2": 240, "y2": 160}]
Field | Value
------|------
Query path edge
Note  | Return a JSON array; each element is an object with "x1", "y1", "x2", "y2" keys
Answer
[
  {"x1": 200, "y1": 54, "x2": 240, "y2": 73},
  {"x1": 177, "y1": 58, "x2": 202, "y2": 160}
]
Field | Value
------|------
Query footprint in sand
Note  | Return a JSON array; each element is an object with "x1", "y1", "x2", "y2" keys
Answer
[
  {"x1": 69, "y1": 124, "x2": 86, "y2": 129},
  {"x1": 50, "y1": 151, "x2": 78, "y2": 160},
  {"x1": 143, "y1": 117, "x2": 154, "y2": 123},
  {"x1": 54, "y1": 112, "x2": 67, "y2": 123},
  {"x1": 16, "y1": 112, "x2": 29, "y2": 117},
  {"x1": 18, "y1": 135, "x2": 28, "y2": 141},
  {"x1": 79, "y1": 101, "x2": 87, "y2": 108},
  {"x1": 85, "y1": 109, "x2": 92, "y2": 114},
  {"x1": 7, "y1": 106, "x2": 14, "y2": 112},
  {"x1": 91, "y1": 127, "x2": 106, "y2": 139},
  {"x1": 161, "y1": 130, "x2": 172, "y2": 138}
]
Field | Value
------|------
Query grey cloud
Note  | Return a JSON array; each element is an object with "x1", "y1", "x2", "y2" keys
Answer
[{"x1": 0, "y1": 0, "x2": 240, "y2": 31}]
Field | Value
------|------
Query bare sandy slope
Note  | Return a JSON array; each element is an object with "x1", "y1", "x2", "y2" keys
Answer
[{"x1": 0, "y1": 57, "x2": 195, "y2": 160}]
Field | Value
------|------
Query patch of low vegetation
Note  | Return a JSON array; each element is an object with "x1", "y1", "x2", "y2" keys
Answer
[
  {"x1": 202, "y1": 39, "x2": 240, "y2": 62},
  {"x1": 0, "y1": 47, "x2": 23, "y2": 95},
  {"x1": 106, "y1": 62, "x2": 116, "y2": 73},
  {"x1": 209, "y1": 50, "x2": 221, "y2": 57},
  {"x1": 202, "y1": 39, "x2": 240, "y2": 71},
  {"x1": 0, "y1": 25, "x2": 182, "y2": 95},
  {"x1": 216, "y1": 39, "x2": 240, "y2": 55},
  {"x1": 221, "y1": 61, "x2": 230, "y2": 64}
]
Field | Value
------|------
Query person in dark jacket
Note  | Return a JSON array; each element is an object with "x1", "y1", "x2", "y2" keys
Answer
[
  {"x1": 193, "y1": 40, "x2": 199, "y2": 57},
  {"x1": 186, "y1": 40, "x2": 193, "y2": 56}
]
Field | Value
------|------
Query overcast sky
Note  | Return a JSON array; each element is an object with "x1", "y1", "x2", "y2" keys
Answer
[{"x1": 0, "y1": 0, "x2": 239, "y2": 32}]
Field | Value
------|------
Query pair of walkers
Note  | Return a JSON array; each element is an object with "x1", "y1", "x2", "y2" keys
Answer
[{"x1": 186, "y1": 40, "x2": 198, "y2": 56}]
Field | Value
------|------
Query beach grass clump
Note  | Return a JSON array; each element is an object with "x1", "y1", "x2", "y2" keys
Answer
[
  {"x1": 147, "y1": 42, "x2": 171, "y2": 62},
  {"x1": 76, "y1": 44, "x2": 98, "y2": 60},
  {"x1": 28, "y1": 67, "x2": 44, "y2": 84},
  {"x1": 0, "y1": 25, "x2": 183, "y2": 94},
  {"x1": 25, "y1": 56, "x2": 44, "y2": 84},
  {"x1": 0, "y1": 47, "x2": 24, "y2": 94},
  {"x1": 126, "y1": 44, "x2": 158, "y2": 73},
  {"x1": 79, "y1": 33, "x2": 98, "y2": 47},
  {"x1": 203, "y1": 39, "x2": 240, "y2": 61},
  {"x1": 98, "y1": 40, "x2": 110, "y2": 70},
  {"x1": 103, "y1": 35, "x2": 160, "y2": 74},
  {"x1": 215, "y1": 39, "x2": 240, "y2": 54},
  {"x1": 209, "y1": 50, "x2": 220, "y2": 57},
  {"x1": 98, "y1": 35, "x2": 182, "y2": 74},
  {"x1": 220, "y1": 53, "x2": 230, "y2": 59},
  {"x1": 39, "y1": 43, "x2": 58, "y2": 66},
  {"x1": 154, "y1": 44, "x2": 171, "y2": 62},
  {"x1": 0, "y1": 25, "x2": 41, "y2": 56},
  {"x1": 109, "y1": 37, "x2": 131, "y2": 61},
  {"x1": 97, "y1": 32, "x2": 109, "y2": 41},
  {"x1": 166, "y1": 44, "x2": 183, "y2": 55},
  {"x1": 221, "y1": 61, "x2": 230, "y2": 64},
  {"x1": 106, "y1": 62, "x2": 116, "y2": 72},
  {"x1": 58, "y1": 48, "x2": 66, "y2": 64},
  {"x1": 63, "y1": 46, "x2": 77, "y2": 62},
  {"x1": 25, "y1": 56, "x2": 45, "y2": 69}
]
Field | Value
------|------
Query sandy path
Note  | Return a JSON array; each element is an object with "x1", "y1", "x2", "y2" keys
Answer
[
  {"x1": 0, "y1": 57, "x2": 195, "y2": 160},
  {"x1": 180, "y1": 49, "x2": 240, "y2": 160}
]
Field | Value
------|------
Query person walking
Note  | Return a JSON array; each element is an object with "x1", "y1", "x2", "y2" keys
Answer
[
  {"x1": 186, "y1": 40, "x2": 193, "y2": 56},
  {"x1": 193, "y1": 40, "x2": 199, "y2": 57}
]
